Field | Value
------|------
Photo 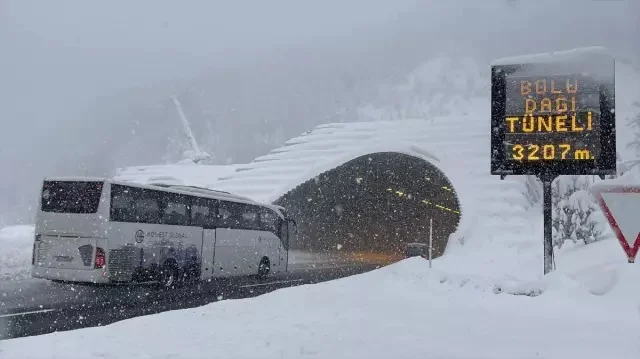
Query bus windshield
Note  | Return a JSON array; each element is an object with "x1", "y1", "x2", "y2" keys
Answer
[{"x1": 41, "y1": 180, "x2": 104, "y2": 214}]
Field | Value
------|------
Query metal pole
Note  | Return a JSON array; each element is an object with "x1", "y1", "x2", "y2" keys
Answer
[
  {"x1": 541, "y1": 175, "x2": 555, "y2": 275},
  {"x1": 428, "y1": 218, "x2": 433, "y2": 268}
]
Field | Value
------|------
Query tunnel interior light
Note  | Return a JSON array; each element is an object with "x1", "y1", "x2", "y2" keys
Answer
[
  {"x1": 386, "y1": 188, "x2": 460, "y2": 214},
  {"x1": 424, "y1": 176, "x2": 457, "y2": 195}
]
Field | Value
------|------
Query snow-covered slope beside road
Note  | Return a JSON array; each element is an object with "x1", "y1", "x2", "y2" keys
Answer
[{"x1": 0, "y1": 225, "x2": 34, "y2": 281}]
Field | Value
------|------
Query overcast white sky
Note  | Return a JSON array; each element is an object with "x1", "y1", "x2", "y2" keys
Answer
[
  {"x1": 0, "y1": 0, "x2": 415, "y2": 124},
  {"x1": 0, "y1": 0, "x2": 638, "y2": 224}
]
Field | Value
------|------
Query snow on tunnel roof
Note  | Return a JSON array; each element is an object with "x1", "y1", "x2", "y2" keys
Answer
[{"x1": 214, "y1": 119, "x2": 453, "y2": 202}]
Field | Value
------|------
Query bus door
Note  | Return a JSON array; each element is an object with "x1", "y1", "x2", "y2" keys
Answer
[
  {"x1": 192, "y1": 198, "x2": 215, "y2": 280},
  {"x1": 279, "y1": 218, "x2": 296, "y2": 272},
  {"x1": 200, "y1": 228, "x2": 215, "y2": 279},
  {"x1": 287, "y1": 219, "x2": 297, "y2": 272}
]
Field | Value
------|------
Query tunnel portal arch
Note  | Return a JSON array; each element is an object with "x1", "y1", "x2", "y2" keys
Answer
[{"x1": 274, "y1": 152, "x2": 461, "y2": 260}]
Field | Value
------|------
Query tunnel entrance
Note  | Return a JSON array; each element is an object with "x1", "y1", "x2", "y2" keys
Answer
[{"x1": 274, "y1": 152, "x2": 461, "y2": 262}]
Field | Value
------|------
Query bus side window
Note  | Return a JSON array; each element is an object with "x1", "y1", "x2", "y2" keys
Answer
[
  {"x1": 240, "y1": 205, "x2": 260, "y2": 230},
  {"x1": 192, "y1": 198, "x2": 212, "y2": 228},
  {"x1": 161, "y1": 193, "x2": 190, "y2": 226},
  {"x1": 259, "y1": 209, "x2": 278, "y2": 234},
  {"x1": 217, "y1": 201, "x2": 234, "y2": 228},
  {"x1": 110, "y1": 185, "x2": 135, "y2": 222},
  {"x1": 228, "y1": 202, "x2": 245, "y2": 229},
  {"x1": 206, "y1": 198, "x2": 219, "y2": 228},
  {"x1": 134, "y1": 189, "x2": 161, "y2": 224}
]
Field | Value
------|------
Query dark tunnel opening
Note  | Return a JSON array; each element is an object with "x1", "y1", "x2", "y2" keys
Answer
[{"x1": 274, "y1": 152, "x2": 461, "y2": 263}]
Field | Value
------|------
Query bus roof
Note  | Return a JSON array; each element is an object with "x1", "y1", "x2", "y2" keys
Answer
[
  {"x1": 44, "y1": 176, "x2": 106, "y2": 182},
  {"x1": 151, "y1": 184, "x2": 256, "y2": 204},
  {"x1": 264, "y1": 204, "x2": 287, "y2": 217},
  {"x1": 43, "y1": 176, "x2": 281, "y2": 215}
]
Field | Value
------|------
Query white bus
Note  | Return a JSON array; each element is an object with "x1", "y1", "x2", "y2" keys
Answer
[{"x1": 31, "y1": 177, "x2": 297, "y2": 288}]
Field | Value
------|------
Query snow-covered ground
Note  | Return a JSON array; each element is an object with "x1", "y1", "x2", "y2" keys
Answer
[
  {"x1": 2, "y1": 224, "x2": 638, "y2": 359},
  {"x1": 0, "y1": 225, "x2": 33, "y2": 281}
]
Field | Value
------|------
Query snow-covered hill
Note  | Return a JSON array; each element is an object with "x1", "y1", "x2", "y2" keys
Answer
[{"x1": 357, "y1": 56, "x2": 488, "y2": 121}]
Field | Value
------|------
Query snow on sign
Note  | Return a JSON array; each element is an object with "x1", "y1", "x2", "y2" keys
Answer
[
  {"x1": 590, "y1": 183, "x2": 640, "y2": 263},
  {"x1": 490, "y1": 46, "x2": 616, "y2": 177}
]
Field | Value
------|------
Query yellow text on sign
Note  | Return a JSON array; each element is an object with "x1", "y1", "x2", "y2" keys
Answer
[
  {"x1": 511, "y1": 143, "x2": 593, "y2": 161},
  {"x1": 519, "y1": 78, "x2": 579, "y2": 114},
  {"x1": 505, "y1": 112, "x2": 593, "y2": 133}
]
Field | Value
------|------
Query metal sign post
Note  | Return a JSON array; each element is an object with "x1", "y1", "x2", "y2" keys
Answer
[
  {"x1": 540, "y1": 174, "x2": 557, "y2": 274},
  {"x1": 428, "y1": 218, "x2": 433, "y2": 268}
]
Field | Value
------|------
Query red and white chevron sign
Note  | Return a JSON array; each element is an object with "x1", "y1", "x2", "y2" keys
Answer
[{"x1": 591, "y1": 183, "x2": 640, "y2": 263}]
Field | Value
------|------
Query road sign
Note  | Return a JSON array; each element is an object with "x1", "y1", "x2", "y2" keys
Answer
[
  {"x1": 591, "y1": 184, "x2": 640, "y2": 263},
  {"x1": 491, "y1": 47, "x2": 616, "y2": 177}
]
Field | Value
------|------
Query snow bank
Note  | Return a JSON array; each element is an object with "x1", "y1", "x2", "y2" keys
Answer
[
  {"x1": 438, "y1": 210, "x2": 638, "y2": 298},
  {"x1": 0, "y1": 225, "x2": 34, "y2": 281},
  {"x1": 3, "y1": 234, "x2": 638, "y2": 359}
]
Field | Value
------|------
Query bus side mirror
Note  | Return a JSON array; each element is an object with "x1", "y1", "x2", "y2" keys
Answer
[{"x1": 290, "y1": 219, "x2": 298, "y2": 233}]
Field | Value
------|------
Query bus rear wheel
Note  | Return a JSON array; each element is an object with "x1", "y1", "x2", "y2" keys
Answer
[
  {"x1": 257, "y1": 257, "x2": 270, "y2": 279},
  {"x1": 158, "y1": 262, "x2": 179, "y2": 289},
  {"x1": 182, "y1": 264, "x2": 201, "y2": 286}
]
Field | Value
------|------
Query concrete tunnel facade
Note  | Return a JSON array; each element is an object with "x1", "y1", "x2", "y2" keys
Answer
[{"x1": 274, "y1": 152, "x2": 460, "y2": 259}]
